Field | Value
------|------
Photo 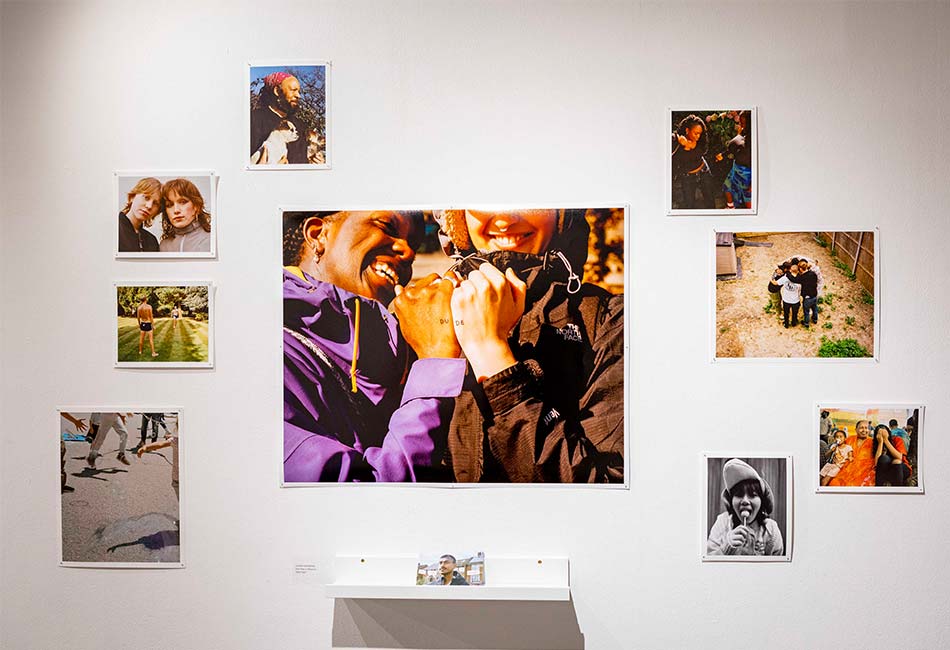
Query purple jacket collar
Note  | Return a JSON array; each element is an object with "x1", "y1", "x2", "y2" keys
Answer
[{"x1": 283, "y1": 268, "x2": 408, "y2": 404}]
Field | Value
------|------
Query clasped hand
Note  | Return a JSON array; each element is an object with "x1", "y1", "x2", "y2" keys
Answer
[{"x1": 392, "y1": 264, "x2": 527, "y2": 382}]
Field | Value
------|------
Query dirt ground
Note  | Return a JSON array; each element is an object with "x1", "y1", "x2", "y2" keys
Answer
[{"x1": 716, "y1": 233, "x2": 874, "y2": 358}]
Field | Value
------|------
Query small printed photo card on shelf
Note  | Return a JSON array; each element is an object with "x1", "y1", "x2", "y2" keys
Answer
[{"x1": 417, "y1": 551, "x2": 486, "y2": 586}]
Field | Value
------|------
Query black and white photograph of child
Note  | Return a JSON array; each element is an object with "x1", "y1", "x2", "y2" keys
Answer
[
  {"x1": 248, "y1": 62, "x2": 329, "y2": 169},
  {"x1": 59, "y1": 409, "x2": 182, "y2": 567},
  {"x1": 716, "y1": 231, "x2": 877, "y2": 359},
  {"x1": 115, "y1": 172, "x2": 216, "y2": 258},
  {"x1": 416, "y1": 551, "x2": 485, "y2": 585},
  {"x1": 669, "y1": 108, "x2": 756, "y2": 215},
  {"x1": 703, "y1": 456, "x2": 791, "y2": 562}
]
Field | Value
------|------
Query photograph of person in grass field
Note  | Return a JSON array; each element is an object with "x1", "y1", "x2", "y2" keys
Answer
[{"x1": 115, "y1": 283, "x2": 213, "y2": 368}]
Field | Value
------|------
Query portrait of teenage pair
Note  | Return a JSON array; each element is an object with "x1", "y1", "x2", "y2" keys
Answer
[
  {"x1": 117, "y1": 175, "x2": 214, "y2": 256},
  {"x1": 282, "y1": 207, "x2": 625, "y2": 484}
]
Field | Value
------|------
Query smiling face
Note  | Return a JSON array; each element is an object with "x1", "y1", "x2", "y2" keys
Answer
[
  {"x1": 834, "y1": 430, "x2": 847, "y2": 446},
  {"x1": 856, "y1": 420, "x2": 870, "y2": 439},
  {"x1": 313, "y1": 211, "x2": 418, "y2": 305},
  {"x1": 731, "y1": 480, "x2": 762, "y2": 524},
  {"x1": 686, "y1": 123, "x2": 703, "y2": 143},
  {"x1": 127, "y1": 191, "x2": 162, "y2": 226},
  {"x1": 164, "y1": 190, "x2": 198, "y2": 229},
  {"x1": 464, "y1": 210, "x2": 557, "y2": 254}
]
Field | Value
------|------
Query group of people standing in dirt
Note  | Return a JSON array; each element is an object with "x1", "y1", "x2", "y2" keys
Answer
[{"x1": 769, "y1": 256, "x2": 823, "y2": 329}]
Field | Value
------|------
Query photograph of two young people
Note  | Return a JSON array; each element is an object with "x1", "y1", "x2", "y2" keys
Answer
[{"x1": 282, "y1": 207, "x2": 626, "y2": 484}]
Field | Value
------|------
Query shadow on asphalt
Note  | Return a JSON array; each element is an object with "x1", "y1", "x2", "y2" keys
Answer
[
  {"x1": 107, "y1": 529, "x2": 180, "y2": 554},
  {"x1": 72, "y1": 466, "x2": 129, "y2": 482}
]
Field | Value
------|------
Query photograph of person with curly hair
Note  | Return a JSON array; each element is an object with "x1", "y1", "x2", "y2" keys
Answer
[
  {"x1": 668, "y1": 107, "x2": 757, "y2": 215},
  {"x1": 115, "y1": 172, "x2": 216, "y2": 258}
]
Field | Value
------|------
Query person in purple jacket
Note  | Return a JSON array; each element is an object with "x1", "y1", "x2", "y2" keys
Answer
[{"x1": 282, "y1": 210, "x2": 466, "y2": 482}]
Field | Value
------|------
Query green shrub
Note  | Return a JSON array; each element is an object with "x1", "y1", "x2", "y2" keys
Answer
[
  {"x1": 818, "y1": 337, "x2": 870, "y2": 358},
  {"x1": 845, "y1": 316, "x2": 856, "y2": 326},
  {"x1": 861, "y1": 289, "x2": 874, "y2": 305},
  {"x1": 823, "y1": 322, "x2": 833, "y2": 329}
]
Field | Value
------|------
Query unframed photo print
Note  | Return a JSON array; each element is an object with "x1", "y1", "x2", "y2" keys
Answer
[
  {"x1": 281, "y1": 206, "x2": 627, "y2": 485},
  {"x1": 115, "y1": 282, "x2": 214, "y2": 368},
  {"x1": 59, "y1": 409, "x2": 182, "y2": 567},
  {"x1": 248, "y1": 62, "x2": 330, "y2": 169},
  {"x1": 703, "y1": 455, "x2": 792, "y2": 562},
  {"x1": 816, "y1": 404, "x2": 924, "y2": 493},
  {"x1": 417, "y1": 551, "x2": 486, "y2": 585},
  {"x1": 668, "y1": 107, "x2": 757, "y2": 215},
  {"x1": 714, "y1": 230, "x2": 878, "y2": 360},
  {"x1": 115, "y1": 171, "x2": 216, "y2": 258}
]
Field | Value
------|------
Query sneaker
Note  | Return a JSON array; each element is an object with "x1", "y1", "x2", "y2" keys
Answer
[
  {"x1": 812, "y1": 317, "x2": 818, "y2": 324},
  {"x1": 117, "y1": 453, "x2": 131, "y2": 466},
  {"x1": 784, "y1": 323, "x2": 789, "y2": 329},
  {"x1": 61, "y1": 484, "x2": 75, "y2": 493}
]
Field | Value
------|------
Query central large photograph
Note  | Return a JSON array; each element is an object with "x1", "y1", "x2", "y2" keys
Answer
[{"x1": 282, "y1": 207, "x2": 626, "y2": 485}]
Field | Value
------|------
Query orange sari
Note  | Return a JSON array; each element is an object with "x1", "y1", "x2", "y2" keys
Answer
[{"x1": 829, "y1": 436, "x2": 876, "y2": 487}]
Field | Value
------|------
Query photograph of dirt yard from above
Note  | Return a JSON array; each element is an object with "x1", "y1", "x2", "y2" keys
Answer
[{"x1": 716, "y1": 232, "x2": 875, "y2": 359}]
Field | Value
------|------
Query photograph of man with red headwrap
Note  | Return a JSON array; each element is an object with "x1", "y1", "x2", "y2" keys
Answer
[{"x1": 248, "y1": 63, "x2": 328, "y2": 168}]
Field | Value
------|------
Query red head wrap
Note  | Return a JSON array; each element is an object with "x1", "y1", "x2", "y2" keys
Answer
[{"x1": 264, "y1": 71, "x2": 292, "y2": 88}]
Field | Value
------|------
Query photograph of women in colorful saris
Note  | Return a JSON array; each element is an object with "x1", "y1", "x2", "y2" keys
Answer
[
  {"x1": 669, "y1": 108, "x2": 756, "y2": 215},
  {"x1": 816, "y1": 405, "x2": 923, "y2": 493}
]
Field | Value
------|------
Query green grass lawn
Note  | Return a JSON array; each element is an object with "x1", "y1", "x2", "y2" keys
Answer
[{"x1": 117, "y1": 317, "x2": 209, "y2": 363}]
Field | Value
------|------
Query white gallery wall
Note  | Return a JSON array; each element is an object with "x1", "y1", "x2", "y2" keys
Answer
[{"x1": 2, "y1": 1, "x2": 949, "y2": 648}]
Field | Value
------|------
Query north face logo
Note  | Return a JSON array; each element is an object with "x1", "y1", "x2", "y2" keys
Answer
[{"x1": 557, "y1": 324, "x2": 583, "y2": 342}]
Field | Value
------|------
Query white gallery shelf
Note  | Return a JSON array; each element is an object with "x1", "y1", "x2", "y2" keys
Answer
[{"x1": 325, "y1": 555, "x2": 570, "y2": 601}]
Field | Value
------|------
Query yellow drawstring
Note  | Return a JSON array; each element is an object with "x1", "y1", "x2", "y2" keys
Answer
[{"x1": 350, "y1": 300, "x2": 360, "y2": 392}]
